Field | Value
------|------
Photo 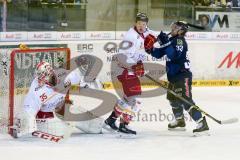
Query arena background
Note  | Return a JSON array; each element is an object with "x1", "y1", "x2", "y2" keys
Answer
[{"x1": 0, "y1": 0, "x2": 240, "y2": 87}]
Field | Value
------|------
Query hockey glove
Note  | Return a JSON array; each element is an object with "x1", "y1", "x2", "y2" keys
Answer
[
  {"x1": 64, "y1": 80, "x2": 71, "y2": 88},
  {"x1": 157, "y1": 31, "x2": 170, "y2": 46},
  {"x1": 144, "y1": 34, "x2": 157, "y2": 54},
  {"x1": 132, "y1": 61, "x2": 144, "y2": 77}
]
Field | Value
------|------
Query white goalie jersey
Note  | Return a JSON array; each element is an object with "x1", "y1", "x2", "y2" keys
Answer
[
  {"x1": 24, "y1": 67, "x2": 103, "y2": 116},
  {"x1": 14, "y1": 67, "x2": 103, "y2": 138},
  {"x1": 24, "y1": 68, "x2": 80, "y2": 116}
]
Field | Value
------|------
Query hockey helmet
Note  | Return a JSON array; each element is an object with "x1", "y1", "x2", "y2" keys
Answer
[
  {"x1": 171, "y1": 21, "x2": 189, "y2": 33},
  {"x1": 136, "y1": 12, "x2": 148, "y2": 23},
  {"x1": 36, "y1": 61, "x2": 55, "y2": 85}
]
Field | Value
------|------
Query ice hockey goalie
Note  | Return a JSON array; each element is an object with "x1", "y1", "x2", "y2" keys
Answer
[{"x1": 12, "y1": 60, "x2": 103, "y2": 138}]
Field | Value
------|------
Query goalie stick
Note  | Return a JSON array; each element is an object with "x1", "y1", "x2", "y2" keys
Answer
[
  {"x1": 144, "y1": 74, "x2": 239, "y2": 125},
  {"x1": 36, "y1": 125, "x2": 72, "y2": 143},
  {"x1": 10, "y1": 117, "x2": 75, "y2": 143}
]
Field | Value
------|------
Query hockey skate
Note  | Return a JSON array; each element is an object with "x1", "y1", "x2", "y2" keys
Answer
[
  {"x1": 11, "y1": 126, "x2": 21, "y2": 138},
  {"x1": 118, "y1": 122, "x2": 136, "y2": 135},
  {"x1": 103, "y1": 117, "x2": 119, "y2": 132},
  {"x1": 168, "y1": 117, "x2": 186, "y2": 131},
  {"x1": 193, "y1": 117, "x2": 210, "y2": 136}
]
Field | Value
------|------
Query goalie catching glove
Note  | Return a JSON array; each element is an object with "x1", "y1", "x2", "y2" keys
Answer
[{"x1": 144, "y1": 34, "x2": 157, "y2": 54}]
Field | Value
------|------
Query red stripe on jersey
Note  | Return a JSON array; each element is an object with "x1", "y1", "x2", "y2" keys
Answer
[
  {"x1": 185, "y1": 78, "x2": 190, "y2": 97},
  {"x1": 134, "y1": 26, "x2": 145, "y2": 39}
]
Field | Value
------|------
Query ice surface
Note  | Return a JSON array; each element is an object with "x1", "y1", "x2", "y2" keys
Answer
[{"x1": 0, "y1": 87, "x2": 240, "y2": 160}]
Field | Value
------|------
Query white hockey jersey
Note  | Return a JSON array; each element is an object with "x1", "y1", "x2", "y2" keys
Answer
[
  {"x1": 119, "y1": 27, "x2": 157, "y2": 64},
  {"x1": 23, "y1": 68, "x2": 81, "y2": 116}
]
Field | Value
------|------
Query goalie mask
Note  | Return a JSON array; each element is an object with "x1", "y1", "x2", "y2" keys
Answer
[{"x1": 36, "y1": 61, "x2": 55, "y2": 86}]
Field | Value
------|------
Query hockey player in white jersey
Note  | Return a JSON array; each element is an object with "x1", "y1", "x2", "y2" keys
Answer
[
  {"x1": 13, "y1": 60, "x2": 103, "y2": 138},
  {"x1": 104, "y1": 13, "x2": 157, "y2": 135}
]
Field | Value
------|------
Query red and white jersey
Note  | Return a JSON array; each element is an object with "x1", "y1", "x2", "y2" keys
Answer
[
  {"x1": 119, "y1": 27, "x2": 157, "y2": 64},
  {"x1": 23, "y1": 68, "x2": 81, "y2": 116}
]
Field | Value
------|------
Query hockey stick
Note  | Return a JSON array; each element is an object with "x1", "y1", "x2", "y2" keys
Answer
[
  {"x1": 10, "y1": 116, "x2": 75, "y2": 143},
  {"x1": 176, "y1": 21, "x2": 205, "y2": 30},
  {"x1": 31, "y1": 130, "x2": 65, "y2": 143},
  {"x1": 144, "y1": 74, "x2": 238, "y2": 125},
  {"x1": 30, "y1": 121, "x2": 74, "y2": 143},
  {"x1": 186, "y1": 22, "x2": 205, "y2": 30}
]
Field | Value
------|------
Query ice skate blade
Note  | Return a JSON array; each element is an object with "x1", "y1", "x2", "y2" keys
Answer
[
  {"x1": 102, "y1": 124, "x2": 118, "y2": 133},
  {"x1": 12, "y1": 128, "x2": 19, "y2": 138},
  {"x1": 193, "y1": 131, "x2": 210, "y2": 137},
  {"x1": 168, "y1": 127, "x2": 186, "y2": 131},
  {"x1": 117, "y1": 132, "x2": 137, "y2": 139}
]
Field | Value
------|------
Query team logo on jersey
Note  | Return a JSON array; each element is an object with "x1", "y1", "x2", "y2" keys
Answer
[
  {"x1": 177, "y1": 39, "x2": 183, "y2": 45},
  {"x1": 35, "y1": 85, "x2": 43, "y2": 91},
  {"x1": 176, "y1": 39, "x2": 184, "y2": 52}
]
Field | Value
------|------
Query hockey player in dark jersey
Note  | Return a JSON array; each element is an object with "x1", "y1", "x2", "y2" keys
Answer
[{"x1": 144, "y1": 21, "x2": 209, "y2": 134}]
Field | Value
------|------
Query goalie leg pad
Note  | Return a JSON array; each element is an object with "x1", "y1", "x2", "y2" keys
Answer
[
  {"x1": 13, "y1": 110, "x2": 37, "y2": 138},
  {"x1": 75, "y1": 118, "x2": 104, "y2": 134},
  {"x1": 36, "y1": 113, "x2": 71, "y2": 136}
]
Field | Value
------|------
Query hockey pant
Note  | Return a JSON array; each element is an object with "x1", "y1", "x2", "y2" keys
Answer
[
  {"x1": 167, "y1": 73, "x2": 202, "y2": 122},
  {"x1": 114, "y1": 69, "x2": 142, "y2": 123}
]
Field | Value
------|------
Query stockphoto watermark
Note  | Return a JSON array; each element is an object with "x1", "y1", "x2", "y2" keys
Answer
[
  {"x1": 133, "y1": 109, "x2": 193, "y2": 122},
  {"x1": 53, "y1": 54, "x2": 168, "y2": 122}
]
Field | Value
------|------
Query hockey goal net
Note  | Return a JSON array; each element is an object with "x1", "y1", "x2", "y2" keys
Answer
[{"x1": 0, "y1": 47, "x2": 70, "y2": 134}]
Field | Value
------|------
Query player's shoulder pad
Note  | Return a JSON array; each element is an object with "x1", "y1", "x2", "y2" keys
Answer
[
  {"x1": 34, "y1": 85, "x2": 43, "y2": 92},
  {"x1": 124, "y1": 28, "x2": 139, "y2": 40},
  {"x1": 31, "y1": 78, "x2": 42, "y2": 92},
  {"x1": 146, "y1": 29, "x2": 158, "y2": 37}
]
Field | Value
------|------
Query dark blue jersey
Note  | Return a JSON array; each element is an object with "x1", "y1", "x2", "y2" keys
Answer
[{"x1": 151, "y1": 36, "x2": 191, "y2": 82}]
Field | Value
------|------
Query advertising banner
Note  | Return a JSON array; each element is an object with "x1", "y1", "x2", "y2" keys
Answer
[{"x1": 196, "y1": 11, "x2": 240, "y2": 32}]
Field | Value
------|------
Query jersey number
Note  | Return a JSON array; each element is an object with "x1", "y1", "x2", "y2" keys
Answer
[{"x1": 40, "y1": 93, "x2": 48, "y2": 102}]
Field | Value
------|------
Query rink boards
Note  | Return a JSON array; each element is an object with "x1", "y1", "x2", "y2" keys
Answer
[{"x1": 0, "y1": 32, "x2": 240, "y2": 87}]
